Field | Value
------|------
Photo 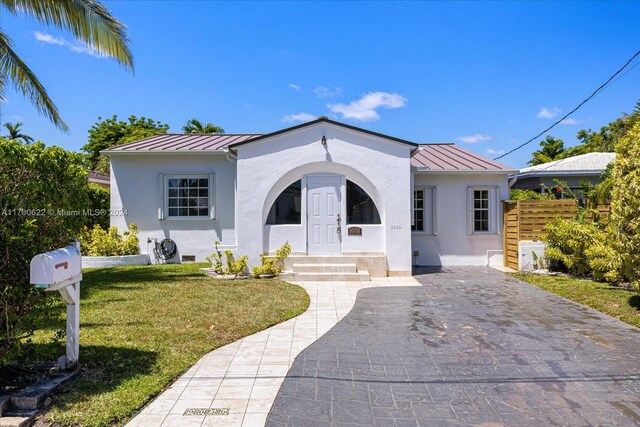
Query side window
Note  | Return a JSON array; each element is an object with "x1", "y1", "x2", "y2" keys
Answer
[
  {"x1": 347, "y1": 180, "x2": 381, "y2": 225},
  {"x1": 266, "y1": 180, "x2": 302, "y2": 224},
  {"x1": 412, "y1": 188, "x2": 435, "y2": 233},
  {"x1": 166, "y1": 176, "x2": 210, "y2": 218},
  {"x1": 468, "y1": 187, "x2": 497, "y2": 234}
]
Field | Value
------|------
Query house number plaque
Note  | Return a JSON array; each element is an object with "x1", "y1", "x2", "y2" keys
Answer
[{"x1": 348, "y1": 227, "x2": 362, "y2": 236}]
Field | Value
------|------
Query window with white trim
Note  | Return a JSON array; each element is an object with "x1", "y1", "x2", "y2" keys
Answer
[
  {"x1": 468, "y1": 187, "x2": 497, "y2": 234},
  {"x1": 412, "y1": 187, "x2": 435, "y2": 234},
  {"x1": 166, "y1": 175, "x2": 210, "y2": 218}
]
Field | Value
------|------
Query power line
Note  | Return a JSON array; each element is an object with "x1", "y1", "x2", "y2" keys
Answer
[{"x1": 494, "y1": 50, "x2": 640, "y2": 161}]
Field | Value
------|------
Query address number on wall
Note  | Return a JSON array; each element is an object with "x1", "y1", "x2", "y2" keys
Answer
[{"x1": 390, "y1": 224, "x2": 402, "y2": 230}]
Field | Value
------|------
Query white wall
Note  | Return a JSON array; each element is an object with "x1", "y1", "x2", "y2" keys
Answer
[
  {"x1": 411, "y1": 173, "x2": 510, "y2": 266},
  {"x1": 236, "y1": 122, "x2": 413, "y2": 275},
  {"x1": 109, "y1": 153, "x2": 236, "y2": 262}
]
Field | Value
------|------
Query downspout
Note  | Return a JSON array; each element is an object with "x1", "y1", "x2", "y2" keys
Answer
[
  {"x1": 223, "y1": 147, "x2": 237, "y2": 162},
  {"x1": 508, "y1": 174, "x2": 518, "y2": 188}
]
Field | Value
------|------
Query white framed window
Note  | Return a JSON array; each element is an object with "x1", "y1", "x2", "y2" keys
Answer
[
  {"x1": 468, "y1": 186, "x2": 498, "y2": 234},
  {"x1": 162, "y1": 174, "x2": 214, "y2": 219},
  {"x1": 412, "y1": 187, "x2": 436, "y2": 234}
]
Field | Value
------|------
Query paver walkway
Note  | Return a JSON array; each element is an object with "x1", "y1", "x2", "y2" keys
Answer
[
  {"x1": 126, "y1": 277, "x2": 421, "y2": 427},
  {"x1": 267, "y1": 267, "x2": 640, "y2": 426}
]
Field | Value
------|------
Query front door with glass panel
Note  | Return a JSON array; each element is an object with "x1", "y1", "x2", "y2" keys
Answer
[{"x1": 307, "y1": 175, "x2": 342, "y2": 255}]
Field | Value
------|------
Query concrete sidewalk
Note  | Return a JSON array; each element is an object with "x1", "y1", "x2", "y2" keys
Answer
[{"x1": 126, "y1": 277, "x2": 421, "y2": 427}]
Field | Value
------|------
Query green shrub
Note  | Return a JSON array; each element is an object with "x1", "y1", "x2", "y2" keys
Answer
[
  {"x1": 0, "y1": 139, "x2": 90, "y2": 364},
  {"x1": 86, "y1": 184, "x2": 110, "y2": 229},
  {"x1": 224, "y1": 250, "x2": 248, "y2": 276},
  {"x1": 509, "y1": 189, "x2": 555, "y2": 200},
  {"x1": 205, "y1": 241, "x2": 224, "y2": 274},
  {"x1": 543, "y1": 218, "x2": 619, "y2": 282},
  {"x1": 253, "y1": 242, "x2": 292, "y2": 277},
  {"x1": 81, "y1": 224, "x2": 140, "y2": 256},
  {"x1": 611, "y1": 121, "x2": 640, "y2": 287}
]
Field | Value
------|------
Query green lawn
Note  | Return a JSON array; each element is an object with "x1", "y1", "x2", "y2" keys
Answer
[
  {"x1": 512, "y1": 273, "x2": 640, "y2": 328},
  {"x1": 22, "y1": 263, "x2": 309, "y2": 427}
]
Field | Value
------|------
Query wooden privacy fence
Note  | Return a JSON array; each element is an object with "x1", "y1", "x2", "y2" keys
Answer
[{"x1": 502, "y1": 199, "x2": 608, "y2": 270}]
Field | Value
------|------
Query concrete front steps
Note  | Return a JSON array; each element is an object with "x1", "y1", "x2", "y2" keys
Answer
[{"x1": 277, "y1": 254, "x2": 387, "y2": 281}]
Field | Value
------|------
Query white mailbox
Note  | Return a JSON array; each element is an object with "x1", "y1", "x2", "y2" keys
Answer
[
  {"x1": 30, "y1": 241, "x2": 82, "y2": 369},
  {"x1": 30, "y1": 242, "x2": 82, "y2": 291}
]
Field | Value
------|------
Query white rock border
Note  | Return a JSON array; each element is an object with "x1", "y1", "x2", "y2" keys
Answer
[{"x1": 82, "y1": 254, "x2": 150, "y2": 269}]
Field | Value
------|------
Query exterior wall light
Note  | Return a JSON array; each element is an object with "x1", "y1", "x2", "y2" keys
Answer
[{"x1": 321, "y1": 135, "x2": 327, "y2": 146}]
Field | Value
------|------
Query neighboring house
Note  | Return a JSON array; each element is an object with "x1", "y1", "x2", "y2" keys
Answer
[
  {"x1": 104, "y1": 117, "x2": 516, "y2": 276},
  {"x1": 512, "y1": 152, "x2": 615, "y2": 198},
  {"x1": 88, "y1": 170, "x2": 110, "y2": 189}
]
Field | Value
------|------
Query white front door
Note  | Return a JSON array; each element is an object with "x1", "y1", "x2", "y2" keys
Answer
[{"x1": 307, "y1": 175, "x2": 342, "y2": 255}]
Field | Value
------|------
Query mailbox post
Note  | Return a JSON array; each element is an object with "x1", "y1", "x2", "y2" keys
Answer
[{"x1": 30, "y1": 241, "x2": 82, "y2": 369}]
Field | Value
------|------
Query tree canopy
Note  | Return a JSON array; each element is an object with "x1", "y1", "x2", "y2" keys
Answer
[
  {"x1": 82, "y1": 115, "x2": 169, "y2": 172},
  {"x1": 1, "y1": 0, "x2": 133, "y2": 132},
  {"x1": 528, "y1": 135, "x2": 566, "y2": 166},
  {"x1": 182, "y1": 118, "x2": 224, "y2": 134},
  {"x1": 3, "y1": 121, "x2": 33, "y2": 143}
]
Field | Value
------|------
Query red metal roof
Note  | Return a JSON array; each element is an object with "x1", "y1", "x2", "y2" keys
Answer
[
  {"x1": 103, "y1": 133, "x2": 514, "y2": 173},
  {"x1": 104, "y1": 133, "x2": 262, "y2": 152},
  {"x1": 411, "y1": 144, "x2": 515, "y2": 172}
]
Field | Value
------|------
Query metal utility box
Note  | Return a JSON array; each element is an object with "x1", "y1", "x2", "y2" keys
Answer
[{"x1": 30, "y1": 241, "x2": 82, "y2": 368}]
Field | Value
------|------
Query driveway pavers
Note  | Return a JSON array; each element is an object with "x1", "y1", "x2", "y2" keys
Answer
[{"x1": 267, "y1": 267, "x2": 640, "y2": 426}]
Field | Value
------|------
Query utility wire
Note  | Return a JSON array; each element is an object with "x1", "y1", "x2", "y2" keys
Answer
[{"x1": 494, "y1": 50, "x2": 640, "y2": 161}]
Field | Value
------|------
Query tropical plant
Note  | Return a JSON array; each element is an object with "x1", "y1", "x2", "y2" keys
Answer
[
  {"x1": 86, "y1": 183, "x2": 110, "y2": 229},
  {"x1": 82, "y1": 115, "x2": 169, "y2": 171},
  {"x1": 528, "y1": 135, "x2": 567, "y2": 166},
  {"x1": 509, "y1": 189, "x2": 555, "y2": 201},
  {"x1": 0, "y1": 137, "x2": 91, "y2": 364},
  {"x1": 224, "y1": 250, "x2": 248, "y2": 276},
  {"x1": 543, "y1": 218, "x2": 619, "y2": 282},
  {"x1": 0, "y1": 0, "x2": 133, "y2": 132},
  {"x1": 205, "y1": 240, "x2": 224, "y2": 274},
  {"x1": 3, "y1": 121, "x2": 33, "y2": 143},
  {"x1": 80, "y1": 223, "x2": 139, "y2": 256},
  {"x1": 252, "y1": 242, "x2": 292, "y2": 277},
  {"x1": 610, "y1": 121, "x2": 640, "y2": 288},
  {"x1": 182, "y1": 118, "x2": 224, "y2": 134}
]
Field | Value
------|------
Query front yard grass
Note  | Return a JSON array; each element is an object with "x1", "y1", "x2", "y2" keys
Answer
[
  {"x1": 513, "y1": 273, "x2": 640, "y2": 328},
  {"x1": 21, "y1": 263, "x2": 309, "y2": 427}
]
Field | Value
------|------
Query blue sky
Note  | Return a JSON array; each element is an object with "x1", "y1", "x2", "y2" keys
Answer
[{"x1": 1, "y1": 1, "x2": 639, "y2": 168}]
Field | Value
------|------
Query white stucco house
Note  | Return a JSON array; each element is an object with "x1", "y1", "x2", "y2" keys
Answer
[{"x1": 105, "y1": 117, "x2": 516, "y2": 279}]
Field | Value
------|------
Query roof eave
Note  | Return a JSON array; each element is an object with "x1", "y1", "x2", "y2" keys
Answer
[
  {"x1": 412, "y1": 167, "x2": 518, "y2": 174},
  {"x1": 101, "y1": 149, "x2": 228, "y2": 155},
  {"x1": 228, "y1": 117, "x2": 419, "y2": 149},
  {"x1": 516, "y1": 170, "x2": 605, "y2": 179}
]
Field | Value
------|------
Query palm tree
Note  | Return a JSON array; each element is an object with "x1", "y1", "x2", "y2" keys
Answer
[
  {"x1": 3, "y1": 121, "x2": 33, "y2": 143},
  {"x1": 528, "y1": 135, "x2": 566, "y2": 166},
  {"x1": 182, "y1": 118, "x2": 224, "y2": 134},
  {"x1": 0, "y1": 0, "x2": 134, "y2": 133}
]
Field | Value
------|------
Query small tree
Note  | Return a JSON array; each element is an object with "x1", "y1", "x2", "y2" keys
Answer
[
  {"x1": 610, "y1": 121, "x2": 640, "y2": 287},
  {"x1": 0, "y1": 138, "x2": 91, "y2": 364},
  {"x1": 182, "y1": 118, "x2": 224, "y2": 134},
  {"x1": 82, "y1": 115, "x2": 169, "y2": 172}
]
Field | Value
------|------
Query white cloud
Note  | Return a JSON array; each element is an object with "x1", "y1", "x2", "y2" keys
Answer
[
  {"x1": 537, "y1": 107, "x2": 561, "y2": 119},
  {"x1": 455, "y1": 134, "x2": 492, "y2": 144},
  {"x1": 288, "y1": 83, "x2": 301, "y2": 91},
  {"x1": 313, "y1": 86, "x2": 342, "y2": 98},
  {"x1": 560, "y1": 118, "x2": 580, "y2": 125},
  {"x1": 34, "y1": 31, "x2": 66, "y2": 46},
  {"x1": 486, "y1": 148, "x2": 506, "y2": 155},
  {"x1": 327, "y1": 91, "x2": 407, "y2": 122},
  {"x1": 34, "y1": 31, "x2": 104, "y2": 58},
  {"x1": 282, "y1": 112, "x2": 317, "y2": 123}
]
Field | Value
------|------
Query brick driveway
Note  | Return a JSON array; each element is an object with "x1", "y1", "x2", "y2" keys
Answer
[{"x1": 267, "y1": 267, "x2": 640, "y2": 426}]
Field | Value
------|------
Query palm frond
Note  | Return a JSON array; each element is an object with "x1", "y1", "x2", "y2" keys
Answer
[
  {"x1": 2, "y1": 0, "x2": 133, "y2": 70},
  {"x1": 0, "y1": 31, "x2": 69, "y2": 132}
]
